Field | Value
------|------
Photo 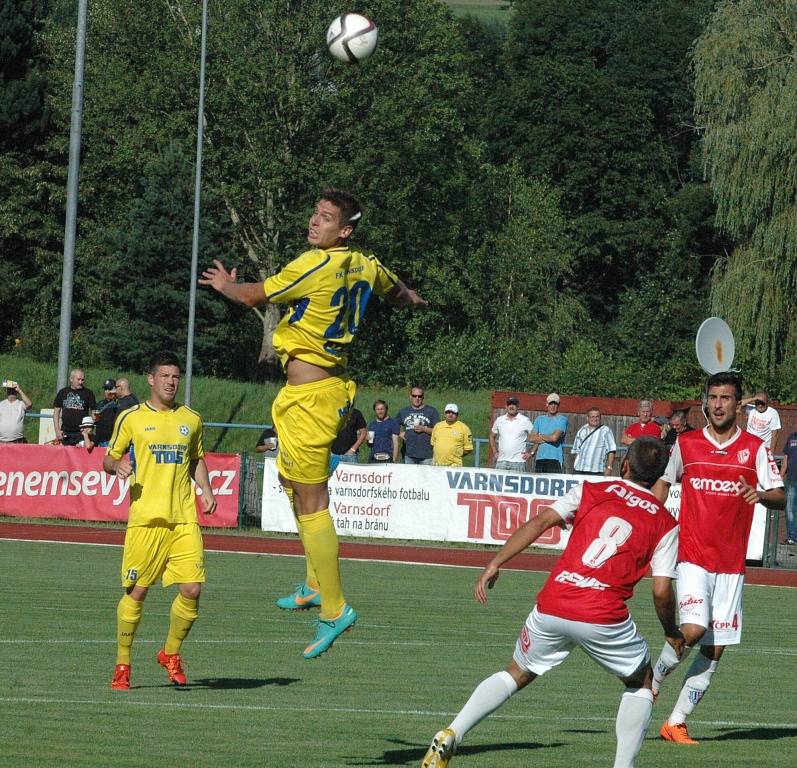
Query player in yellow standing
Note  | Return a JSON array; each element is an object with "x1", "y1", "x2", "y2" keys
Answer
[
  {"x1": 104, "y1": 351, "x2": 217, "y2": 689},
  {"x1": 200, "y1": 187, "x2": 426, "y2": 658}
]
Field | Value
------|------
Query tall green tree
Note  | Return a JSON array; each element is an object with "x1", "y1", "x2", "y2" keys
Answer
[
  {"x1": 487, "y1": 0, "x2": 714, "y2": 321},
  {"x1": 0, "y1": 0, "x2": 60, "y2": 353},
  {"x1": 695, "y1": 0, "x2": 797, "y2": 393},
  {"x1": 91, "y1": 143, "x2": 255, "y2": 376}
]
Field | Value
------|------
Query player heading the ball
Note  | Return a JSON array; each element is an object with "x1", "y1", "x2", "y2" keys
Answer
[{"x1": 200, "y1": 187, "x2": 426, "y2": 659}]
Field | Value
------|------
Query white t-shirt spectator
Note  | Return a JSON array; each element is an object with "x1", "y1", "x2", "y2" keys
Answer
[
  {"x1": 491, "y1": 413, "x2": 534, "y2": 464},
  {"x1": 744, "y1": 404, "x2": 781, "y2": 448},
  {"x1": 0, "y1": 398, "x2": 27, "y2": 442}
]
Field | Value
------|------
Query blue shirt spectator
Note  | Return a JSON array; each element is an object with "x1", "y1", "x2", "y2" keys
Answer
[
  {"x1": 368, "y1": 400, "x2": 400, "y2": 463},
  {"x1": 530, "y1": 393, "x2": 568, "y2": 473}
]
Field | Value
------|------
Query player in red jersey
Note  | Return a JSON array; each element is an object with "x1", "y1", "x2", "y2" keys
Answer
[
  {"x1": 650, "y1": 371, "x2": 784, "y2": 745},
  {"x1": 421, "y1": 437, "x2": 683, "y2": 768}
]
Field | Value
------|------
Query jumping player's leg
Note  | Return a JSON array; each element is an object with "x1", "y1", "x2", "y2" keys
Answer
[
  {"x1": 284, "y1": 484, "x2": 320, "y2": 593},
  {"x1": 273, "y1": 379, "x2": 353, "y2": 622}
]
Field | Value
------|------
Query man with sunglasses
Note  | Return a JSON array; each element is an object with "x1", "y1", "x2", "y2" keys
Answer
[{"x1": 398, "y1": 387, "x2": 439, "y2": 465}]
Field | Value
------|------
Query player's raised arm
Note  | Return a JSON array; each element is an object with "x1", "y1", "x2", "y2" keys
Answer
[
  {"x1": 199, "y1": 260, "x2": 268, "y2": 308},
  {"x1": 474, "y1": 506, "x2": 565, "y2": 604},
  {"x1": 386, "y1": 278, "x2": 428, "y2": 309}
]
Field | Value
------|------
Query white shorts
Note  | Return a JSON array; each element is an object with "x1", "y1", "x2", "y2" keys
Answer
[
  {"x1": 676, "y1": 562, "x2": 744, "y2": 646},
  {"x1": 513, "y1": 607, "x2": 650, "y2": 679}
]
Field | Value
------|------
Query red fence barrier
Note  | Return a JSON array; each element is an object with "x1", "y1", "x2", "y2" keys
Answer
[{"x1": 0, "y1": 444, "x2": 240, "y2": 527}]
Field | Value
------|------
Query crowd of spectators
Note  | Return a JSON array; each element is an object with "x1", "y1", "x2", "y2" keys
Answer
[{"x1": 0, "y1": 369, "x2": 140, "y2": 448}]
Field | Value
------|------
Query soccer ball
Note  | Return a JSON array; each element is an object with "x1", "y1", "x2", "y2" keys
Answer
[{"x1": 326, "y1": 13, "x2": 378, "y2": 63}]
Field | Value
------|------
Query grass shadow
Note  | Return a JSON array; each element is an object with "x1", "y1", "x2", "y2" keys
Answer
[
  {"x1": 346, "y1": 737, "x2": 561, "y2": 766},
  {"x1": 190, "y1": 676, "x2": 301, "y2": 690},
  {"x1": 710, "y1": 727, "x2": 797, "y2": 741}
]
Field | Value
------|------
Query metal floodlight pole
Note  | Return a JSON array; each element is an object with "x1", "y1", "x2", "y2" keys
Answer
[
  {"x1": 184, "y1": 0, "x2": 209, "y2": 406},
  {"x1": 56, "y1": 0, "x2": 89, "y2": 391}
]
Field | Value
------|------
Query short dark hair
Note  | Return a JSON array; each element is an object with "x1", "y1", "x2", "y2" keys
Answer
[
  {"x1": 148, "y1": 350, "x2": 181, "y2": 374},
  {"x1": 373, "y1": 399, "x2": 387, "y2": 411},
  {"x1": 706, "y1": 371, "x2": 742, "y2": 401},
  {"x1": 626, "y1": 436, "x2": 669, "y2": 487},
  {"x1": 320, "y1": 187, "x2": 362, "y2": 231}
]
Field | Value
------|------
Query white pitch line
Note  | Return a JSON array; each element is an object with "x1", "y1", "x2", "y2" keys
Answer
[
  {"x1": 0, "y1": 695, "x2": 794, "y2": 730},
  {"x1": 3, "y1": 536, "x2": 797, "y2": 585}
]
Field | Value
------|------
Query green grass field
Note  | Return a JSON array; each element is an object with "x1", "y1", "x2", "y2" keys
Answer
[
  {"x1": 0, "y1": 354, "x2": 493, "y2": 461},
  {"x1": 444, "y1": 0, "x2": 514, "y2": 26},
  {"x1": 1, "y1": 539, "x2": 795, "y2": 767}
]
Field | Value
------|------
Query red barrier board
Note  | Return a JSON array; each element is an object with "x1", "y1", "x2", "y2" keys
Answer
[{"x1": 0, "y1": 444, "x2": 240, "y2": 527}]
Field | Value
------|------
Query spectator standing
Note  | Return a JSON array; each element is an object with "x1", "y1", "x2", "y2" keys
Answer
[
  {"x1": 397, "y1": 386, "x2": 439, "y2": 465},
  {"x1": 741, "y1": 390, "x2": 781, "y2": 449},
  {"x1": 431, "y1": 404, "x2": 473, "y2": 467},
  {"x1": 53, "y1": 369, "x2": 96, "y2": 446},
  {"x1": 621, "y1": 399, "x2": 661, "y2": 446},
  {"x1": 115, "y1": 378, "x2": 139, "y2": 411},
  {"x1": 570, "y1": 407, "x2": 616, "y2": 476},
  {"x1": 255, "y1": 426, "x2": 278, "y2": 458},
  {"x1": 331, "y1": 407, "x2": 367, "y2": 464},
  {"x1": 93, "y1": 379, "x2": 120, "y2": 447},
  {"x1": 490, "y1": 396, "x2": 533, "y2": 471},
  {"x1": 78, "y1": 415, "x2": 96, "y2": 451},
  {"x1": 0, "y1": 381, "x2": 32, "y2": 443},
  {"x1": 779, "y1": 430, "x2": 797, "y2": 545},
  {"x1": 663, "y1": 409, "x2": 694, "y2": 452},
  {"x1": 529, "y1": 393, "x2": 568, "y2": 474},
  {"x1": 368, "y1": 400, "x2": 400, "y2": 464}
]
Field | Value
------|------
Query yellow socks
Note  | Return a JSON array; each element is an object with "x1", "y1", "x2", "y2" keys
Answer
[
  {"x1": 116, "y1": 594, "x2": 143, "y2": 665},
  {"x1": 164, "y1": 594, "x2": 199, "y2": 655},
  {"x1": 300, "y1": 509, "x2": 344, "y2": 618},
  {"x1": 286, "y1": 486, "x2": 320, "y2": 592}
]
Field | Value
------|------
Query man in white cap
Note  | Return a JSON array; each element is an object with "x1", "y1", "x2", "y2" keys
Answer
[
  {"x1": 431, "y1": 404, "x2": 473, "y2": 467},
  {"x1": 528, "y1": 393, "x2": 568, "y2": 473}
]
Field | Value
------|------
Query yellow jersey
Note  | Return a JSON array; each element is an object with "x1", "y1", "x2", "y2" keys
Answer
[
  {"x1": 107, "y1": 402, "x2": 205, "y2": 527},
  {"x1": 431, "y1": 420, "x2": 473, "y2": 466},
  {"x1": 263, "y1": 246, "x2": 399, "y2": 369}
]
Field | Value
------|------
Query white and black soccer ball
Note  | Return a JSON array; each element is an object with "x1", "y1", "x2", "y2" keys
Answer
[{"x1": 326, "y1": 13, "x2": 378, "y2": 63}]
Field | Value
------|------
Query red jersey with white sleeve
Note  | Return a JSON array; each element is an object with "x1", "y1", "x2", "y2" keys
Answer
[
  {"x1": 663, "y1": 427, "x2": 782, "y2": 574},
  {"x1": 535, "y1": 480, "x2": 679, "y2": 625}
]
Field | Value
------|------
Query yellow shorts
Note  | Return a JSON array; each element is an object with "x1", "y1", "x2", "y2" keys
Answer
[
  {"x1": 272, "y1": 375, "x2": 356, "y2": 484},
  {"x1": 121, "y1": 522, "x2": 205, "y2": 588}
]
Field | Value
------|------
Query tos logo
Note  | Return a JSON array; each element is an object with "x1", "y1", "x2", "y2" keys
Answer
[
  {"x1": 459, "y1": 492, "x2": 562, "y2": 545},
  {"x1": 519, "y1": 625, "x2": 531, "y2": 653}
]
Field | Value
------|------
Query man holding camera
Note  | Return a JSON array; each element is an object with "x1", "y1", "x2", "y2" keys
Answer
[
  {"x1": 741, "y1": 390, "x2": 781, "y2": 450},
  {"x1": 0, "y1": 380, "x2": 32, "y2": 443}
]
